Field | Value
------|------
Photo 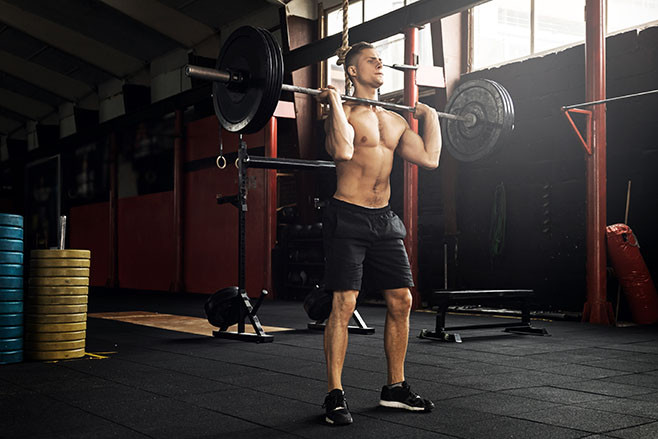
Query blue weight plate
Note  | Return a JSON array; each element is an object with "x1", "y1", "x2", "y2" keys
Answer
[
  {"x1": 0, "y1": 277, "x2": 23, "y2": 289},
  {"x1": 0, "y1": 291, "x2": 23, "y2": 301},
  {"x1": 0, "y1": 350, "x2": 23, "y2": 364},
  {"x1": 0, "y1": 313, "x2": 22, "y2": 326},
  {"x1": 0, "y1": 214, "x2": 23, "y2": 228},
  {"x1": 0, "y1": 337, "x2": 22, "y2": 351},
  {"x1": 0, "y1": 240, "x2": 22, "y2": 252},
  {"x1": 0, "y1": 265, "x2": 23, "y2": 276},
  {"x1": 0, "y1": 227, "x2": 23, "y2": 240},
  {"x1": 0, "y1": 252, "x2": 23, "y2": 265},
  {"x1": 0, "y1": 326, "x2": 22, "y2": 338},
  {"x1": 0, "y1": 302, "x2": 23, "y2": 313}
]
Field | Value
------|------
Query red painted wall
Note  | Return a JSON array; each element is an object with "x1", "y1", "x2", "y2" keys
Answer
[
  {"x1": 69, "y1": 201, "x2": 109, "y2": 287},
  {"x1": 68, "y1": 116, "x2": 269, "y2": 297},
  {"x1": 184, "y1": 117, "x2": 268, "y2": 296},
  {"x1": 117, "y1": 192, "x2": 175, "y2": 291}
]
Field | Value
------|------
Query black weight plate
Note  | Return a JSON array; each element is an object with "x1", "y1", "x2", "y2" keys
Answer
[
  {"x1": 487, "y1": 79, "x2": 514, "y2": 139},
  {"x1": 0, "y1": 264, "x2": 23, "y2": 276},
  {"x1": 0, "y1": 292, "x2": 23, "y2": 301},
  {"x1": 0, "y1": 251, "x2": 23, "y2": 265},
  {"x1": 256, "y1": 27, "x2": 282, "y2": 133},
  {"x1": 249, "y1": 27, "x2": 276, "y2": 134},
  {"x1": 0, "y1": 326, "x2": 22, "y2": 339},
  {"x1": 0, "y1": 239, "x2": 22, "y2": 252},
  {"x1": 484, "y1": 79, "x2": 512, "y2": 144},
  {"x1": 0, "y1": 337, "x2": 22, "y2": 351},
  {"x1": 0, "y1": 350, "x2": 22, "y2": 364},
  {"x1": 0, "y1": 277, "x2": 23, "y2": 289},
  {"x1": 442, "y1": 79, "x2": 507, "y2": 162},
  {"x1": 214, "y1": 26, "x2": 271, "y2": 133},
  {"x1": 0, "y1": 226, "x2": 23, "y2": 240},
  {"x1": 0, "y1": 214, "x2": 23, "y2": 228},
  {"x1": 255, "y1": 27, "x2": 284, "y2": 131}
]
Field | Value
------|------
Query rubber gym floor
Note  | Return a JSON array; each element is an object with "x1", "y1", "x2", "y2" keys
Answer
[{"x1": 2, "y1": 289, "x2": 658, "y2": 439}]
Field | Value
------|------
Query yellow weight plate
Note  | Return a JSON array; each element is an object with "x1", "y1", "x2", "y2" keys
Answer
[
  {"x1": 28, "y1": 286, "x2": 88, "y2": 296},
  {"x1": 26, "y1": 348, "x2": 85, "y2": 361},
  {"x1": 26, "y1": 313, "x2": 87, "y2": 324},
  {"x1": 25, "y1": 330, "x2": 86, "y2": 342},
  {"x1": 30, "y1": 250, "x2": 91, "y2": 259},
  {"x1": 26, "y1": 304, "x2": 88, "y2": 314},
  {"x1": 29, "y1": 268, "x2": 90, "y2": 277},
  {"x1": 25, "y1": 339, "x2": 85, "y2": 351},
  {"x1": 25, "y1": 322, "x2": 86, "y2": 332},
  {"x1": 30, "y1": 258, "x2": 91, "y2": 268},
  {"x1": 26, "y1": 295, "x2": 88, "y2": 305},
  {"x1": 28, "y1": 277, "x2": 89, "y2": 287}
]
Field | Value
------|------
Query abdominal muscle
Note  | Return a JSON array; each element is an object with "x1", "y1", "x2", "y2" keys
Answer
[
  {"x1": 331, "y1": 106, "x2": 404, "y2": 208},
  {"x1": 333, "y1": 139, "x2": 396, "y2": 208}
]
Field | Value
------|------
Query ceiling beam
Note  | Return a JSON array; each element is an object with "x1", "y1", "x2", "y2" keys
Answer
[
  {"x1": 0, "y1": 50, "x2": 94, "y2": 102},
  {"x1": 284, "y1": 0, "x2": 488, "y2": 71},
  {"x1": 99, "y1": 0, "x2": 219, "y2": 49},
  {"x1": 0, "y1": 0, "x2": 143, "y2": 78},
  {"x1": 0, "y1": 88, "x2": 54, "y2": 120}
]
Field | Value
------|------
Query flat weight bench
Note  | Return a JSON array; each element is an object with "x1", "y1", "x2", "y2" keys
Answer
[{"x1": 419, "y1": 289, "x2": 549, "y2": 343}]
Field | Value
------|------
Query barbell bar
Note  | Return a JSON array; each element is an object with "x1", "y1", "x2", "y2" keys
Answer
[
  {"x1": 185, "y1": 64, "x2": 473, "y2": 125},
  {"x1": 185, "y1": 25, "x2": 515, "y2": 162}
]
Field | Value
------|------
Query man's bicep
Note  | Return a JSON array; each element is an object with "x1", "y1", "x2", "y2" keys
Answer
[{"x1": 396, "y1": 127, "x2": 425, "y2": 161}]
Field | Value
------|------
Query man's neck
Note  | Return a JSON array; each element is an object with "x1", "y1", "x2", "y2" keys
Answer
[{"x1": 352, "y1": 85, "x2": 378, "y2": 101}]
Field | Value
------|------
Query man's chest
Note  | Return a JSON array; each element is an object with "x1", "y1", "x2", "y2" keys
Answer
[{"x1": 348, "y1": 109, "x2": 403, "y2": 150}]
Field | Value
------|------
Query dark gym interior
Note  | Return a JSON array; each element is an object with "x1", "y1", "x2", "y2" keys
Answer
[{"x1": 1, "y1": 0, "x2": 657, "y2": 437}]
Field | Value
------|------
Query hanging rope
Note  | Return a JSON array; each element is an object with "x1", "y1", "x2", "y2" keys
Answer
[{"x1": 334, "y1": 0, "x2": 351, "y2": 95}]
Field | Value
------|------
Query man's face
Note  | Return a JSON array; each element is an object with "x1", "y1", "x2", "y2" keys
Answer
[{"x1": 350, "y1": 48, "x2": 384, "y2": 88}]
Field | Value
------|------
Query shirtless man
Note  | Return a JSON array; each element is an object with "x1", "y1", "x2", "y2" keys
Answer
[{"x1": 316, "y1": 42, "x2": 441, "y2": 426}]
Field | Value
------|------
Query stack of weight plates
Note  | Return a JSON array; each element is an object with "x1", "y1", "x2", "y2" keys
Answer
[
  {"x1": 26, "y1": 249, "x2": 91, "y2": 361},
  {"x1": 0, "y1": 214, "x2": 24, "y2": 365}
]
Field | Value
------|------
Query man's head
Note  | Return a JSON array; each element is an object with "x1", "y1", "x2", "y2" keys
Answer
[{"x1": 343, "y1": 42, "x2": 383, "y2": 90}]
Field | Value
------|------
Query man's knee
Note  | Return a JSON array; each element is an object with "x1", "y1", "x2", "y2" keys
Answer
[
  {"x1": 330, "y1": 291, "x2": 358, "y2": 322},
  {"x1": 385, "y1": 288, "x2": 412, "y2": 319}
]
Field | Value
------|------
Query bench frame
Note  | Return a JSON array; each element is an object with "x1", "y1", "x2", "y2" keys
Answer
[{"x1": 419, "y1": 289, "x2": 549, "y2": 343}]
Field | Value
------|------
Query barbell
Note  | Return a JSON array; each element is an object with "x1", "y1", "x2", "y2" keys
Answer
[{"x1": 185, "y1": 25, "x2": 515, "y2": 162}]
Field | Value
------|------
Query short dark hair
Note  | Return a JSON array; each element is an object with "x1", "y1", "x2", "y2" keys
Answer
[{"x1": 343, "y1": 42, "x2": 375, "y2": 83}]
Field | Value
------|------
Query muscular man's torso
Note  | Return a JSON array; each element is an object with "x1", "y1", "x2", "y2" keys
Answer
[{"x1": 333, "y1": 103, "x2": 406, "y2": 208}]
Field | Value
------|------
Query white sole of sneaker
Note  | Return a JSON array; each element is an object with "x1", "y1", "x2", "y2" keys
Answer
[{"x1": 379, "y1": 400, "x2": 427, "y2": 411}]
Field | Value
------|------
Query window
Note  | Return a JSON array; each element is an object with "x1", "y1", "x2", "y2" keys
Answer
[
  {"x1": 471, "y1": 0, "x2": 658, "y2": 71},
  {"x1": 325, "y1": 0, "x2": 432, "y2": 96}
]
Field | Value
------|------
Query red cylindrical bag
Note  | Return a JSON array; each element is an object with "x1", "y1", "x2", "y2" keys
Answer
[{"x1": 606, "y1": 224, "x2": 658, "y2": 324}]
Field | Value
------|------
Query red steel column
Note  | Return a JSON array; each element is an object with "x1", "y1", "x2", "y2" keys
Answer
[
  {"x1": 265, "y1": 117, "x2": 277, "y2": 297},
  {"x1": 583, "y1": 0, "x2": 613, "y2": 324},
  {"x1": 403, "y1": 27, "x2": 420, "y2": 309},
  {"x1": 171, "y1": 109, "x2": 185, "y2": 293}
]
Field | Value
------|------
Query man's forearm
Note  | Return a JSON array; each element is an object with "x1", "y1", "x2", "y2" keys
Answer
[
  {"x1": 327, "y1": 94, "x2": 354, "y2": 161},
  {"x1": 422, "y1": 116, "x2": 442, "y2": 167}
]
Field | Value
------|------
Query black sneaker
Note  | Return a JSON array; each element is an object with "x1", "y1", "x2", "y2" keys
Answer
[
  {"x1": 379, "y1": 381, "x2": 435, "y2": 412},
  {"x1": 323, "y1": 389, "x2": 353, "y2": 425}
]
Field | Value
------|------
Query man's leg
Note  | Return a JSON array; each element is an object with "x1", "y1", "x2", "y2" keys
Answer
[
  {"x1": 325, "y1": 290, "x2": 359, "y2": 391},
  {"x1": 323, "y1": 290, "x2": 358, "y2": 425},
  {"x1": 379, "y1": 288, "x2": 434, "y2": 412},
  {"x1": 382, "y1": 288, "x2": 412, "y2": 384}
]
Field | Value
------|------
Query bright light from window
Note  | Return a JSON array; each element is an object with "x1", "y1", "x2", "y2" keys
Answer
[
  {"x1": 472, "y1": 0, "x2": 530, "y2": 70},
  {"x1": 472, "y1": 0, "x2": 658, "y2": 71},
  {"x1": 535, "y1": 0, "x2": 585, "y2": 53},
  {"x1": 608, "y1": 0, "x2": 658, "y2": 33}
]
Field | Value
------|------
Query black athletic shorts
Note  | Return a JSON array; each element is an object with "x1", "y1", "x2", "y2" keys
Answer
[{"x1": 322, "y1": 198, "x2": 414, "y2": 292}]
